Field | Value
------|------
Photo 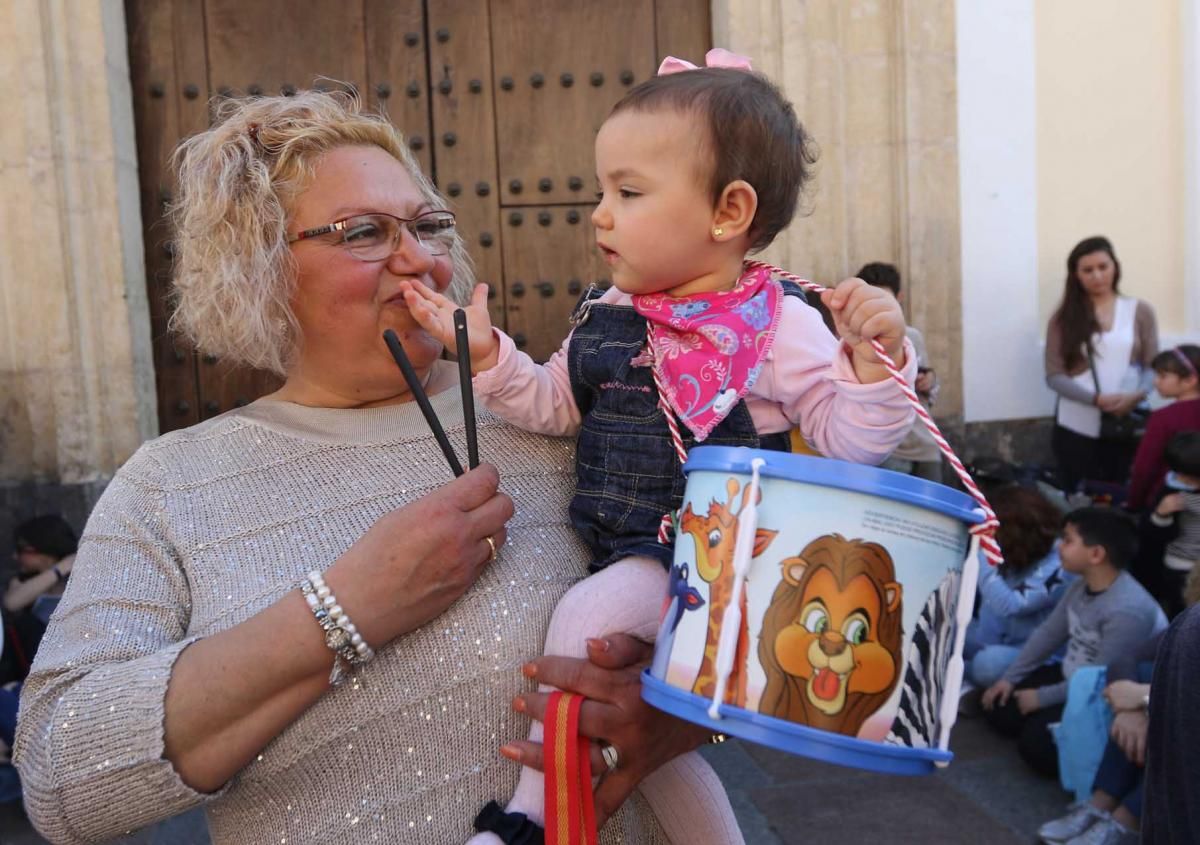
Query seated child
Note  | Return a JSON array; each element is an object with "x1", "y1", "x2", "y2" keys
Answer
[
  {"x1": 981, "y1": 507, "x2": 1166, "y2": 779},
  {"x1": 1038, "y1": 623, "x2": 1168, "y2": 845},
  {"x1": 1126, "y1": 345, "x2": 1200, "y2": 512},
  {"x1": 964, "y1": 485, "x2": 1075, "y2": 688},
  {"x1": 1142, "y1": 431, "x2": 1200, "y2": 619},
  {"x1": 402, "y1": 50, "x2": 919, "y2": 845}
]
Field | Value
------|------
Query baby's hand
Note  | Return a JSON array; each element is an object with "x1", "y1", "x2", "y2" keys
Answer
[
  {"x1": 400, "y1": 281, "x2": 501, "y2": 373},
  {"x1": 820, "y1": 278, "x2": 907, "y2": 378}
]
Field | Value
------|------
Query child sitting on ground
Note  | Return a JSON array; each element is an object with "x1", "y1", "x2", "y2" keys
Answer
[
  {"x1": 963, "y1": 485, "x2": 1074, "y2": 688},
  {"x1": 1142, "y1": 431, "x2": 1200, "y2": 618},
  {"x1": 403, "y1": 49, "x2": 918, "y2": 845},
  {"x1": 981, "y1": 507, "x2": 1165, "y2": 779},
  {"x1": 1126, "y1": 345, "x2": 1200, "y2": 512}
]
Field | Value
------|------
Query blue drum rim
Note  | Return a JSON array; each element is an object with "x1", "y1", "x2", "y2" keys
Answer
[
  {"x1": 683, "y1": 446, "x2": 984, "y2": 526},
  {"x1": 642, "y1": 671, "x2": 952, "y2": 776}
]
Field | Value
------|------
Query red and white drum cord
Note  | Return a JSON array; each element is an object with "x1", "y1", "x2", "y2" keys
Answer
[
  {"x1": 647, "y1": 261, "x2": 1002, "y2": 565},
  {"x1": 744, "y1": 261, "x2": 1000, "y2": 564},
  {"x1": 649, "y1": 329, "x2": 692, "y2": 545}
]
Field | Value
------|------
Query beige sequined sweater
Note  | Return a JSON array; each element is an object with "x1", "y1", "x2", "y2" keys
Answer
[{"x1": 14, "y1": 382, "x2": 669, "y2": 845}]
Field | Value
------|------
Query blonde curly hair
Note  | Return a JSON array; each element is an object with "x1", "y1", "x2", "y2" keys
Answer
[{"x1": 169, "y1": 89, "x2": 473, "y2": 376}]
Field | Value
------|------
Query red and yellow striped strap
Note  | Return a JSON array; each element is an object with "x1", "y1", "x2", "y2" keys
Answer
[{"x1": 543, "y1": 691, "x2": 598, "y2": 845}]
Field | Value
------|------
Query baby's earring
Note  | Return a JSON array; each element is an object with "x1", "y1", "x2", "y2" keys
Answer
[{"x1": 712, "y1": 226, "x2": 724, "y2": 239}]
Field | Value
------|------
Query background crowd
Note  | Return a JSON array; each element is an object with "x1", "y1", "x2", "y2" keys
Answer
[{"x1": 1, "y1": 98, "x2": 1196, "y2": 843}]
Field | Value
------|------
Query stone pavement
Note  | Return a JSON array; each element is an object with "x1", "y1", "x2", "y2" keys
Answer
[
  {"x1": 0, "y1": 717, "x2": 1073, "y2": 844},
  {"x1": 698, "y1": 715, "x2": 1071, "y2": 844}
]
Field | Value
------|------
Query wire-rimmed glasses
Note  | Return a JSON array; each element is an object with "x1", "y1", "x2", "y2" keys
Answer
[{"x1": 288, "y1": 210, "x2": 457, "y2": 259}]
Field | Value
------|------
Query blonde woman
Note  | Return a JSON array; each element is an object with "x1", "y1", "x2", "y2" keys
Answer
[{"x1": 14, "y1": 91, "x2": 694, "y2": 844}]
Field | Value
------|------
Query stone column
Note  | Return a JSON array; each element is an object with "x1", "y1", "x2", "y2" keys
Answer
[
  {"x1": 713, "y1": 0, "x2": 964, "y2": 415},
  {"x1": 0, "y1": 0, "x2": 155, "y2": 525}
]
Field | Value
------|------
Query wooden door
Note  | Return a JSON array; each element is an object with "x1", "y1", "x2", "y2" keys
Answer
[{"x1": 126, "y1": 0, "x2": 709, "y2": 433}]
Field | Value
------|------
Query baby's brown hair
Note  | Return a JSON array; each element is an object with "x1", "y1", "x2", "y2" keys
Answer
[{"x1": 610, "y1": 68, "x2": 817, "y2": 252}]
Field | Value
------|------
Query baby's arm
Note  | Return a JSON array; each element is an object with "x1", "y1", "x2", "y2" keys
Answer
[
  {"x1": 768, "y1": 297, "x2": 918, "y2": 465},
  {"x1": 401, "y1": 281, "x2": 582, "y2": 436},
  {"x1": 473, "y1": 331, "x2": 582, "y2": 436}
]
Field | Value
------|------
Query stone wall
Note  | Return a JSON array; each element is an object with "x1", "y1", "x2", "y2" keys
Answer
[
  {"x1": 0, "y1": 0, "x2": 155, "y2": 532},
  {"x1": 713, "y1": 0, "x2": 964, "y2": 416}
]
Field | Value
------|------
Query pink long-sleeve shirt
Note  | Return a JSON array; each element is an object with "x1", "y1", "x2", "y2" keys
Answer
[{"x1": 473, "y1": 287, "x2": 919, "y2": 466}]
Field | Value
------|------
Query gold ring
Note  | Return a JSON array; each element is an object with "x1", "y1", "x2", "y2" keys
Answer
[
  {"x1": 485, "y1": 535, "x2": 497, "y2": 562},
  {"x1": 600, "y1": 743, "x2": 620, "y2": 772}
]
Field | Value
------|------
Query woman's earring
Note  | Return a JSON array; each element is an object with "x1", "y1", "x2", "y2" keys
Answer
[{"x1": 712, "y1": 227, "x2": 724, "y2": 239}]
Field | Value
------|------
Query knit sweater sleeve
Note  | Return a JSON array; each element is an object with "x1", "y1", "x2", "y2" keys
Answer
[
  {"x1": 1001, "y1": 582, "x2": 1074, "y2": 686},
  {"x1": 1043, "y1": 315, "x2": 1098, "y2": 404},
  {"x1": 1133, "y1": 299, "x2": 1159, "y2": 370},
  {"x1": 13, "y1": 450, "x2": 222, "y2": 843}
]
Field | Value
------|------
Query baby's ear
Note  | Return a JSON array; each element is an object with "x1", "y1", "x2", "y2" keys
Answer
[{"x1": 711, "y1": 180, "x2": 758, "y2": 242}]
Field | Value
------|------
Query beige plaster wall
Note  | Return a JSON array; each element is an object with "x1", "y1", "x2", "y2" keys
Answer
[
  {"x1": 1035, "y1": 0, "x2": 1186, "y2": 333},
  {"x1": 714, "y1": 0, "x2": 964, "y2": 414},
  {"x1": 0, "y1": 0, "x2": 156, "y2": 484}
]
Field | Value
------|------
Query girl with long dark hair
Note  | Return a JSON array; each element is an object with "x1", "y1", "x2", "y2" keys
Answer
[{"x1": 1045, "y1": 236, "x2": 1159, "y2": 490}]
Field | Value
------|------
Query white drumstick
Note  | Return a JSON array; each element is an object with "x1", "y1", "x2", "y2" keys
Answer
[{"x1": 709, "y1": 457, "x2": 765, "y2": 720}]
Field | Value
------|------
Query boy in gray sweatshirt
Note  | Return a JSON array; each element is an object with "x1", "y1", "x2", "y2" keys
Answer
[{"x1": 981, "y1": 506, "x2": 1167, "y2": 778}]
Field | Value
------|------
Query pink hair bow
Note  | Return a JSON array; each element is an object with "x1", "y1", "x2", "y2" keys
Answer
[{"x1": 657, "y1": 48, "x2": 753, "y2": 76}]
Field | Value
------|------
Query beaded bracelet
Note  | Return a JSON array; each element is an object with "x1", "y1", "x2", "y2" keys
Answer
[{"x1": 301, "y1": 570, "x2": 375, "y2": 687}]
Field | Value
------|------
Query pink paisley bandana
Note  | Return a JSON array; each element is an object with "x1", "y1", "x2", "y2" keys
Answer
[{"x1": 632, "y1": 265, "x2": 782, "y2": 442}]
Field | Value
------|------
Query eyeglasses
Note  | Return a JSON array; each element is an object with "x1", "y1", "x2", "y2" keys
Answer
[{"x1": 288, "y1": 210, "x2": 457, "y2": 259}]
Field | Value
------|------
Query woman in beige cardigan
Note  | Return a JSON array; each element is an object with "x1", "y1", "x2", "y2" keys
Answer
[
  {"x1": 1044, "y1": 236, "x2": 1158, "y2": 491},
  {"x1": 14, "y1": 91, "x2": 700, "y2": 845}
]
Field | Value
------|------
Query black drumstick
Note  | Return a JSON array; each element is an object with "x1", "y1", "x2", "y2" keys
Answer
[
  {"x1": 383, "y1": 329, "x2": 464, "y2": 477},
  {"x1": 454, "y1": 309, "x2": 479, "y2": 469}
]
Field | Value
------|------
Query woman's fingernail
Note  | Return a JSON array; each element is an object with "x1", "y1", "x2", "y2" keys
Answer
[
  {"x1": 512, "y1": 697, "x2": 526, "y2": 713},
  {"x1": 586, "y1": 637, "x2": 610, "y2": 652},
  {"x1": 521, "y1": 663, "x2": 537, "y2": 678},
  {"x1": 500, "y1": 744, "x2": 521, "y2": 762}
]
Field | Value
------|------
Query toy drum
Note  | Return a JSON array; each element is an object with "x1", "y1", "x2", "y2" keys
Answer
[{"x1": 643, "y1": 446, "x2": 984, "y2": 775}]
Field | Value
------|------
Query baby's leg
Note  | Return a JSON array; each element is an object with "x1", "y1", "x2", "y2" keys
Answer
[
  {"x1": 638, "y1": 750, "x2": 745, "y2": 845},
  {"x1": 469, "y1": 556, "x2": 667, "y2": 844}
]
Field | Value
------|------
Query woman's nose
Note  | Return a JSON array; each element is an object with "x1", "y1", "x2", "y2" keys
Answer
[{"x1": 386, "y1": 231, "x2": 438, "y2": 275}]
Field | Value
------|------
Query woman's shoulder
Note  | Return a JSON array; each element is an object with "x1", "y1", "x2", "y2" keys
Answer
[
  {"x1": 115, "y1": 409, "x2": 266, "y2": 489},
  {"x1": 1129, "y1": 297, "x2": 1157, "y2": 320}
]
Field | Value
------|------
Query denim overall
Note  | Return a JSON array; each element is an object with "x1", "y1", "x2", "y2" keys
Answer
[{"x1": 566, "y1": 281, "x2": 808, "y2": 571}]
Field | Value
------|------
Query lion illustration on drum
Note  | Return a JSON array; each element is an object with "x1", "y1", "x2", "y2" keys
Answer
[{"x1": 757, "y1": 533, "x2": 904, "y2": 737}]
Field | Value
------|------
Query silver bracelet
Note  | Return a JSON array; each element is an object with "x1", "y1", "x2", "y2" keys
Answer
[{"x1": 301, "y1": 570, "x2": 375, "y2": 687}]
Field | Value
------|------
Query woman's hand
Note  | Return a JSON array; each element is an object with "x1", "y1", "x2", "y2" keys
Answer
[
  {"x1": 1110, "y1": 709, "x2": 1149, "y2": 766},
  {"x1": 502, "y1": 633, "x2": 709, "y2": 827},
  {"x1": 1104, "y1": 680, "x2": 1150, "y2": 713},
  {"x1": 819, "y1": 277, "x2": 907, "y2": 383},
  {"x1": 326, "y1": 463, "x2": 514, "y2": 649},
  {"x1": 400, "y1": 281, "x2": 502, "y2": 373},
  {"x1": 1096, "y1": 392, "x2": 1142, "y2": 416},
  {"x1": 165, "y1": 465, "x2": 513, "y2": 793}
]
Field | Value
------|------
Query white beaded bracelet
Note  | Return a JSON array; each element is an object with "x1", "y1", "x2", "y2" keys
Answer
[{"x1": 301, "y1": 570, "x2": 375, "y2": 687}]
